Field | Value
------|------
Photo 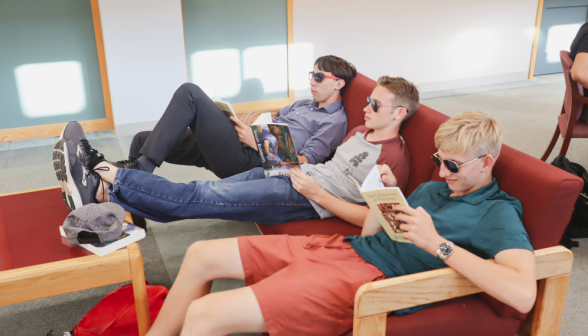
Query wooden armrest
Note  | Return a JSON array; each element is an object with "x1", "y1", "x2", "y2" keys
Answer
[
  {"x1": 353, "y1": 246, "x2": 573, "y2": 336},
  {"x1": 235, "y1": 109, "x2": 280, "y2": 126},
  {"x1": 355, "y1": 246, "x2": 572, "y2": 317}
]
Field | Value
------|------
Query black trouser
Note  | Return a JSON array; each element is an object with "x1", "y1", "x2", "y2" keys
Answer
[{"x1": 130, "y1": 83, "x2": 262, "y2": 179}]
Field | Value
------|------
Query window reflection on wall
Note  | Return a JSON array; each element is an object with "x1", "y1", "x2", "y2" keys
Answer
[
  {"x1": 189, "y1": 43, "x2": 314, "y2": 101},
  {"x1": 545, "y1": 24, "x2": 581, "y2": 63},
  {"x1": 14, "y1": 61, "x2": 87, "y2": 118}
]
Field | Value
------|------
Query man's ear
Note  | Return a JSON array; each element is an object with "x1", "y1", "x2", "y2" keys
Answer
[
  {"x1": 481, "y1": 154, "x2": 496, "y2": 173},
  {"x1": 335, "y1": 79, "x2": 346, "y2": 91},
  {"x1": 394, "y1": 107, "x2": 407, "y2": 121}
]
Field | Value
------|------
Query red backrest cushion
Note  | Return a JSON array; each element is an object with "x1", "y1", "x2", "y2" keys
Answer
[
  {"x1": 342, "y1": 73, "x2": 377, "y2": 133},
  {"x1": 399, "y1": 105, "x2": 449, "y2": 195}
]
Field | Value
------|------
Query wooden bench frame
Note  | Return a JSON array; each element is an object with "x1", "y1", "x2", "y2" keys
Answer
[
  {"x1": 0, "y1": 188, "x2": 151, "y2": 336},
  {"x1": 353, "y1": 246, "x2": 573, "y2": 336}
]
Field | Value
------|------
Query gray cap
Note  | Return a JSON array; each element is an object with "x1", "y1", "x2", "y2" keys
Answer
[{"x1": 63, "y1": 203, "x2": 126, "y2": 245}]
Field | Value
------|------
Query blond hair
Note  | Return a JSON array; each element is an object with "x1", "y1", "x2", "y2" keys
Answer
[
  {"x1": 377, "y1": 76, "x2": 419, "y2": 123},
  {"x1": 434, "y1": 112, "x2": 502, "y2": 158}
]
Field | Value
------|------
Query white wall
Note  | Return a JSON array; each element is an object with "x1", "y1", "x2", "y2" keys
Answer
[
  {"x1": 97, "y1": 0, "x2": 540, "y2": 133},
  {"x1": 98, "y1": 0, "x2": 187, "y2": 136},
  {"x1": 292, "y1": 0, "x2": 539, "y2": 98}
]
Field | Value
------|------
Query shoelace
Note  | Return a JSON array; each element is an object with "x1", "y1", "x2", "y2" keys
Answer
[
  {"x1": 115, "y1": 159, "x2": 138, "y2": 167},
  {"x1": 91, "y1": 166, "x2": 111, "y2": 203}
]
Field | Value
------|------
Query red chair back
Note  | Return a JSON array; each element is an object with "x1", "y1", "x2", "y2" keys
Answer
[{"x1": 561, "y1": 50, "x2": 583, "y2": 122}]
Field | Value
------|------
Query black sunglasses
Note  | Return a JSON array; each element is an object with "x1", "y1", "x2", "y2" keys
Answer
[
  {"x1": 309, "y1": 71, "x2": 340, "y2": 83},
  {"x1": 366, "y1": 97, "x2": 406, "y2": 113},
  {"x1": 432, "y1": 152, "x2": 487, "y2": 174}
]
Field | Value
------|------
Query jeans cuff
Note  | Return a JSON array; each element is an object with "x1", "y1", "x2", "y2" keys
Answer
[{"x1": 108, "y1": 167, "x2": 124, "y2": 202}]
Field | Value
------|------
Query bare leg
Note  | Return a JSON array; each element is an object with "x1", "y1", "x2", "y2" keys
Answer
[
  {"x1": 146, "y1": 238, "x2": 266, "y2": 336},
  {"x1": 94, "y1": 161, "x2": 118, "y2": 184},
  {"x1": 94, "y1": 181, "x2": 110, "y2": 203},
  {"x1": 181, "y1": 286, "x2": 266, "y2": 336}
]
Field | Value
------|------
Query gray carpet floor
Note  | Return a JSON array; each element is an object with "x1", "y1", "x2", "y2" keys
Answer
[{"x1": 0, "y1": 73, "x2": 586, "y2": 335}]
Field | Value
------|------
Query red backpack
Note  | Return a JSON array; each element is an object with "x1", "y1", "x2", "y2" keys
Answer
[{"x1": 70, "y1": 283, "x2": 168, "y2": 336}]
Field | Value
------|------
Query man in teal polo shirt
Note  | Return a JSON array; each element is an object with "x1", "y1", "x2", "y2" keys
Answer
[{"x1": 142, "y1": 111, "x2": 536, "y2": 336}]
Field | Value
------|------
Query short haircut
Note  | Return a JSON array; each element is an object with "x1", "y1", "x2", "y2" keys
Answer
[
  {"x1": 434, "y1": 111, "x2": 503, "y2": 158},
  {"x1": 314, "y1": 55, "x2": 357, "y2": 95},
  {"x1": 377, "y1": 76, "x2": 419, "y2": 123}
]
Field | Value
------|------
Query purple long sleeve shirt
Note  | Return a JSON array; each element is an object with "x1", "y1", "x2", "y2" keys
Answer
[{"x1": 274, "y1": 99, "x2": 348, "y2": 164}]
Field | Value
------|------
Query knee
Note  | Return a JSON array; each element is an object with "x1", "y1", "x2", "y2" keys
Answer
[
  {"x1": 183, "y1": 297, "x2": 222, "y2": 334},
  {"x1": 177, "y1": 82, "x2": 204, "y2": 97},
  {"x1": 183, "y1": 241, "x2": 213, "y2": 275}
]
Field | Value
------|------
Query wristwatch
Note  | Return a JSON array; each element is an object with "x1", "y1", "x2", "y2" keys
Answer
[{"x1": 436, "y1": 241, "x2": 454, "y2": 261}]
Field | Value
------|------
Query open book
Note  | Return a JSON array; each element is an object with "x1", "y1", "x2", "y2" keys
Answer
[
  {"x1": 213, "y1": 99, "x2": 237, "y2": 126},
  {"x1": 349, "y1": 165, "x2": 412, "y2": 243},
  {"x1": 60, "y1": 221, "x2": 146, "y2": 257},
  {"x1": 251, "y1": 112, "x2": 302, "y2": 177}
]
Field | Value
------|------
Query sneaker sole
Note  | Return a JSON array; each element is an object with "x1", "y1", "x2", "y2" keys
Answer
[{"x1": 53, "y1": 139, "x2": 82, "y2": 211}]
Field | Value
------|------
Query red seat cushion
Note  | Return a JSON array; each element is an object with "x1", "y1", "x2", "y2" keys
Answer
[{"x1": 341, "y1": 295, "x2": 523, "y2": 336}]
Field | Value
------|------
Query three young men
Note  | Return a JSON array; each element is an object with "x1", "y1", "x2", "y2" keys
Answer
[
  {"x1": 53, "y1": 69, "x2": 536, "y2": 335},
  {"x1": 55, "y1": 76, "x2": 417, "y2": 227},
  {"x1": 144, "y1": 112, "x2": 535, "y2": 336},
  {"x1": 113, "y1": 55, "x2": 357, "y2": 178}
]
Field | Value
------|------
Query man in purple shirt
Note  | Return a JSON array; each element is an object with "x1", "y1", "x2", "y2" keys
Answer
[{"x1": 113, "y1": 55, "x2": 356, "y2": 178}]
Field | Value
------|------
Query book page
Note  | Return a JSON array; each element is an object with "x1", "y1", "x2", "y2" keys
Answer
[{"x1": 360, "y1": 165, "x2": 385, "y2": 192}]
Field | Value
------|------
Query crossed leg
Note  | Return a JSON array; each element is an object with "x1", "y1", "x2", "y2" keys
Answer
[{"x1": 146, "y1": 238, "x2": 268, "y2": 336}]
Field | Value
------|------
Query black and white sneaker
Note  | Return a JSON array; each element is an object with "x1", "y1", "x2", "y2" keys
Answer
[{"x1": 53, "y1": 138, "x2": 102, "y2": 211}]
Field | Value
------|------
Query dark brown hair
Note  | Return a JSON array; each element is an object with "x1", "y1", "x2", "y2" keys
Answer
[
  {"x1": 314, "y1": 55, "x2": 357, "y2": 95},
  {"x1": 377, "y1": 76, "x2": 420, "y2": 123}
]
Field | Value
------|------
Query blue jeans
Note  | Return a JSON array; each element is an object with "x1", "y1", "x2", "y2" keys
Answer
[{"x1": 108, "y1": 167, "x2": 320, "y2": 224}]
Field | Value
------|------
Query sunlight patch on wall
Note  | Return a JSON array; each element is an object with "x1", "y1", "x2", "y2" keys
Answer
[
  {"x1": 288, "y1": 43, "x2": 315, "y2": 91},
  {"x1": 243, "y1": 45, "x2": 288, "y2": 94},
  {"x1": 14, "y1": 61, "x2": 87, "y2": 118},
  {"x1": 190, "y1": 49, "x2": 241, "y2": 99},
  {"x1": 545, "y1": 24, "x2": 580, "y2": 63}
]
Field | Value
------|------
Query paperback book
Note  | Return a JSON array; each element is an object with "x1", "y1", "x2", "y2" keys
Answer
[
  {"x1": 349, "y1": 165, "x2": 412, "y2": 243},
  {"x1": 250, "y1": 113, "x2": 302, "y2": 177},
  {"x1": 213, "y1": 99, "x2": 238, "y2": 126},
  {"x1": 59, "y1": 221, "x2": 146, "y2": 257}
]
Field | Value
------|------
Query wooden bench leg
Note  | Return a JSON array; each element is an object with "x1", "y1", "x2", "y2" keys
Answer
[
  {"x1": 353, "y1": 313, "x2": 386, "y2": 336},
  {"x1": 531, "y1": 275, "x2": 570, "y2": 336},
  {"x1": 128, "y1": 242, "x2": 151, "y2": 336}
]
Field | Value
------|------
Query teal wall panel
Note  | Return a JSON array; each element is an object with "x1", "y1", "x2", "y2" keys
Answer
[
  {"x1": 182, "y1": 0, "x2": 289, "y2": 104},
  {"x1": 0, "y1": 0, "x2": 106, "y2": 130}
]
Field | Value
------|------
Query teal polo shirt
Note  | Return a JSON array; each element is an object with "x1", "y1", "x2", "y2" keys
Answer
[{"x1": 346, "y1": 179, "x2": 533, "y2": 315}]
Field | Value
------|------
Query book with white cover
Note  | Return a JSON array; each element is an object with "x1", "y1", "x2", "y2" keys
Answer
[
  {"x1": 60, "y1": 221, "x2": 146, "y2": 257},
  {"x1": 349, "y1": 165, "x2": 412, "y2": 243}
]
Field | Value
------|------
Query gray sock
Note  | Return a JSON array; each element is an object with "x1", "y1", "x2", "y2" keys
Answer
[{"x1": 137, "y1": 155, "x2": 157, "y2": 173}]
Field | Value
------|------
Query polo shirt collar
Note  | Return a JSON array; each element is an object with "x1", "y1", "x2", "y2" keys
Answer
[
  {"x1": 438, "y1": 178, "x2": 499, "y2": 206},
  {"x1": 312, "y1": 99, "x2": 343, "y2": 114}
]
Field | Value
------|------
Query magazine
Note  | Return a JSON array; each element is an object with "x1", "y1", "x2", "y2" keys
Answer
[
  {"x1": 213, "y1": 99, "x2": 237, "y2": 126},
  {"x1": 250, "y1": 113, "x2": 302, "y2": 177},
  {"x1": 349, "y1": 165, "x2": 412, "y2": 243},
  {"x1": 59, "y1": 221, "x2": 146, "y2": 257}
]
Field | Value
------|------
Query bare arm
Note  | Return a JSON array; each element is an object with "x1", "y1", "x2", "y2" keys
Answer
[
  {"x1": 290, "y1": 169, "x2": 368, "y2": 226},
  {"x1": 443, "y1": 247, "x2": 536, "y2": 313},
  {"x1": 361, "y1": 211, "x2": 385, "y2": 236},
  {"x1": 394, "y1": 205, "x2": 537, "y2": 313},
  {"x1": 572, "y1": 53, "x2": 588, "y2": 87}
]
